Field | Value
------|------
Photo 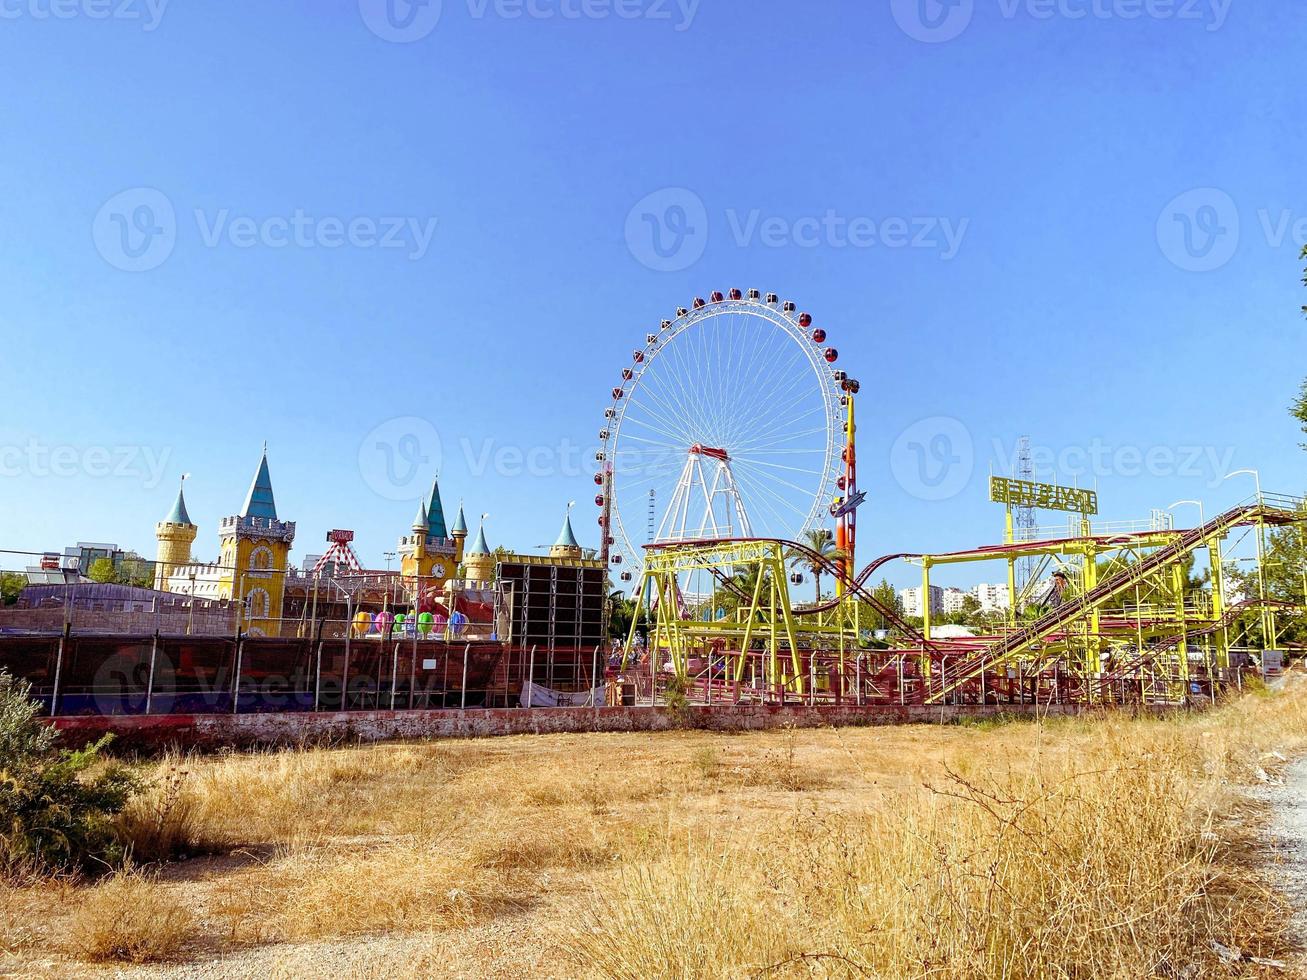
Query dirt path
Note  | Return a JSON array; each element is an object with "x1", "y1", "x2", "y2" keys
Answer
[{"x1": 1257, "y1": 754, "x2": 1307, "y2": 971}]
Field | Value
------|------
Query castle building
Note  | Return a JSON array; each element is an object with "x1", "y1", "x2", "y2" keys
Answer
[
  {"x1": 397, "y1": 478, "x2": 464, "y2": 589},
  {"x1": 153, "y1": 449, "x2": 297, "y2": 636}
]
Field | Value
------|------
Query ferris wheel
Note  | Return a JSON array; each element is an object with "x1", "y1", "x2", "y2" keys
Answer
[{"x1": 596, "y1": 289, "x2": 855, "y2": 586}]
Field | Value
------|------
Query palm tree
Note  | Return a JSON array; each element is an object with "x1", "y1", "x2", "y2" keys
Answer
[{"x1": 787, "y1": 529, "x2": 841, "y2": 601}]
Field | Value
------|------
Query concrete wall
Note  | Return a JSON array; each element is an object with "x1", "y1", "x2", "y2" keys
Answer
[{"x1": 49, "y1": 701, "x2": 1167, "y2": 753}]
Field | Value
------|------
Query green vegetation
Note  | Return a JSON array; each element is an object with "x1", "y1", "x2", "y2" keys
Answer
[
  {"x1": 0, "y1": 671, "x2": 138, "y2": 880},
  {"x1": 1, "y1": 571, "x2": 25, "y2": 606},
  {"x1": 785, "y1": 528, "x2": 843, "y2": 600}
]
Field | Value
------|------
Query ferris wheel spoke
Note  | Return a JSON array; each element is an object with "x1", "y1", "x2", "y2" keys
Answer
[
  {"x1": 732, "y1": 422, "x2": 833, "y2": 455},
  {"x1": 733, "y1": 460, "x2": 824, "y2": 504},
  {"x1": 732, "y1": 464, "x2": 811, "y2": 530},
  {"x1": 620, "y1": 413, "x2": 698, "y2": 449},
  {"x1": 721, "y1": 359, "x2": 817, "y2": 450},
  {"x1": 629, "y1": 372, "x2": 699, "y2": 441}
]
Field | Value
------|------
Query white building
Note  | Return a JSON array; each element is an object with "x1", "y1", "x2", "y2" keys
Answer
[
  {"x1": 942, "y1": 587, "x2": 968, "y2": 614},
  {"x1": 970, "y1": 582, "x2": 1011, "y2": 614},
  {"x1": 899, "y1": 585, "x2": 943, "y2": 618}
]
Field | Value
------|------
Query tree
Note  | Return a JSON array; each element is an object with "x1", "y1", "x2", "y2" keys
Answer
[
  {"x1": 115, "y1": 554, "x2": 154, "y2": 589},
  {"x1": 1, "y1": 572, "x2": 25, "y2": 607},
  {"x1": 861, "y1": 578, "x2": 904, "y2": 632},
  {"x1": 87, "y1": 558, "x2": 117, "y2": 584},
  {"x1": 0, "y1": 671, "x2": 138, "y2": 878},
  {"x1": 1229, "y1": 516, "x2": 1307, "y2": 648},
  {"x1": 787, "y1": 529, "x2": 841, "y2": 601},
  {"x1": 607, "y1": 589, "x2": 646, "y2": 642}
]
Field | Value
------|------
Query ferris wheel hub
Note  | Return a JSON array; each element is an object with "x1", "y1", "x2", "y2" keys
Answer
[{"x1": 689, "y1": 444, "x2": 730, "y2": 462}]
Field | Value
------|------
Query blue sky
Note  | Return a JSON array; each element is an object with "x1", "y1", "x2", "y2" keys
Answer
[{"x1": 0, "y1": 0, "x2": 1303, "y2": 588}]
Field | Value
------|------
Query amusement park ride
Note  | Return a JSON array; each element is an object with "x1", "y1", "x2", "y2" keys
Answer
[{"x1": 599, "y1": 290, "x2": 1307, "y2": 707}]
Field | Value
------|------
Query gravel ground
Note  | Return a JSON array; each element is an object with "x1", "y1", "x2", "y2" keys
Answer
[{"x1": 1259, "y1": 756, "x2": 1307, "y2": 955}]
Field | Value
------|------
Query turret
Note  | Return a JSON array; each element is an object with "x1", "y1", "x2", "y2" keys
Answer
[
  {"x1": 450, "y1": 502, "x2": 468, "y2": 566},
  {"x1": 154, "y1": 476, "x2": 198, "y2": 589},
  {"x1": 463, "y1": 515, "x2": 496, "y2": 584},
  {"x1": 549, "y1": 502, "x2": 583, "y2": 560}
]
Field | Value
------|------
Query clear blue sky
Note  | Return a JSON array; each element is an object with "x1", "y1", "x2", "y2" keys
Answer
[{"x1": 0, "y1": 1, "x2": 1303, "y2": 589}]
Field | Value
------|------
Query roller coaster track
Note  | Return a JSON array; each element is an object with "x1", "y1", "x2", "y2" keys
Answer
[
  {"x1": 1098, "y1": 597, "x2": 1302, "y2": 687},
  {"x1": 650, "y1": 538, "x2": 942, "y2": 653},
  {"x1": 922, "y1": 502, "x2": 1304, "y2": 703}
]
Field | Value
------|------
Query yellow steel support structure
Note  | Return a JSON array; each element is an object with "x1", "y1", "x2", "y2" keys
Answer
[
  {"x1": 920, "y1": 498, "x2": 1305, "y2": 704},
  {"x1": 622, "y1": 538, "x2": 859, "y2": 698}
]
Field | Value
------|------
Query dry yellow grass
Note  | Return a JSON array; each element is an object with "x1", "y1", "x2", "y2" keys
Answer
[
  {"x1": 64, "y1": 869, "x2": 192, "y2": 963},
  {"x1": 4, "y1": 681, "x2": 1305, "y2": 976}
]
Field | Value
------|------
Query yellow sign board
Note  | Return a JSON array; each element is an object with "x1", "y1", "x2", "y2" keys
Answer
[{"x1": 989, "y1": 476, "x2": 1098, "y2": 516}]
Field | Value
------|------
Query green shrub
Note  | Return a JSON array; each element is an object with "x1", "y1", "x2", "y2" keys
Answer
[{"x1": 0, "y1": 671, "x2": 139, "y2": 879}]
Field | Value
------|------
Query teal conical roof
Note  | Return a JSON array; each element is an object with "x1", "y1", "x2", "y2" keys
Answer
[
  {"x1": 426, "y1": 478, "x2": 448, "y2": 538},
  {"x1": 164, "y1": 482, "x2": 193, "y2": 526},
  {"x1": 468, "y1": 522, "x2": 490, "y2": 556},
  {"x1": 240, "y1": 451, "x2": 278, "y2": 520},
  {"x1": 451, "y1": 504, "x2": 468, "y2": 536},
  {"x1": 554, "y1": 508, "x2": 579, "y2": 549},
  {"x1": 411, "y1": 499, "x2": 428, "y2": 531}
]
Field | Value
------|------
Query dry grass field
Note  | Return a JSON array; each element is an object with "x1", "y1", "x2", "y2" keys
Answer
[{"x1": 3, "y1": 681, "x2": 1306, "y2": 978}]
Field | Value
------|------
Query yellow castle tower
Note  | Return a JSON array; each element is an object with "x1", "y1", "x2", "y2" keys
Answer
[
  {"x1": 548, "y1": 503, "x2": 583, "y2": 560},
  {"x1": 217, "y1": 449, "x2": 296, "y2": 637},
  {"x1": 462, "y1": 515, "x2": 496, "y2": 584},
  {"x1": 398, "y1": 478, "x2": 464, "y2": 589},
  {"x1": 154, "y1": 477, "x2": 198, "y2": 590}
]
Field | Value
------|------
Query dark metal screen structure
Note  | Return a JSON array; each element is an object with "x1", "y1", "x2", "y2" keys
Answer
[{"x1": 497, "y1": 559, "x2": 606, "y2": 691}]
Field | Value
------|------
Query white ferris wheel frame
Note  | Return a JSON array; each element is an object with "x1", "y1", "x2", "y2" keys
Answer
[{"x1": 600, "y1": 296, "x2": 844, "y2": 583}]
